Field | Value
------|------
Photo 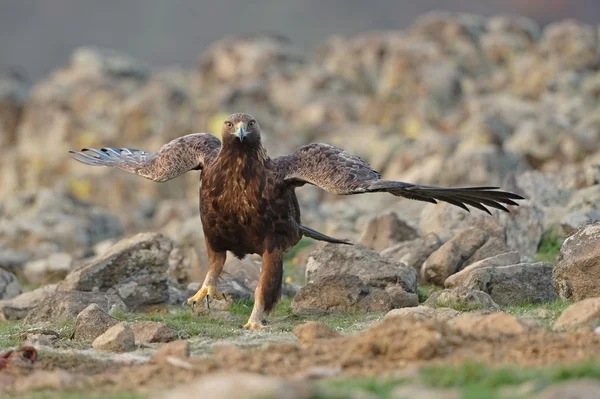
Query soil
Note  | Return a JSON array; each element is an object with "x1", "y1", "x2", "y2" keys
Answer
[{"x1": 2, "y1": 314, "x2": 600, "y2": 396}]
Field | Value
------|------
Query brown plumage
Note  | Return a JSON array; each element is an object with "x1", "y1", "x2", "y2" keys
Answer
[{"x1": 70, "y1": 113, "x2": 524, "y2": 329}]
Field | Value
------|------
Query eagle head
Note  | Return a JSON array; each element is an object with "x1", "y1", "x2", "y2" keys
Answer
[{"x1": 222, "y1": 113, "x2": 261, "y2": 144}]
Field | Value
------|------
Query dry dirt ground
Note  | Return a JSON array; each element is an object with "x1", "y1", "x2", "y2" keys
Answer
[{"x1": 2, "y1": 304, "x2": 600, "y2": 398}]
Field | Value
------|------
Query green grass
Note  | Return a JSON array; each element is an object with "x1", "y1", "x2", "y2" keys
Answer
[
  {"x1": 417, "y1": 284, "x2": 436, "y2": 303},
  {"x1": 535, "y1": 226, "x2": 564, "y2": 263},
  {"x1": 502, "y1": 298, "x2": 572, "y2": 326},
  {"x1": 0, "y1": 320, "x2": 21, "y2": 348},
  {"x1": 429, "y1": 298, "x2": 488, "y2": 312}
]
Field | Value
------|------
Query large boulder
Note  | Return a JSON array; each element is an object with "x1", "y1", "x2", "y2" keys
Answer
[
  {"x1": 457, "y1": 262, "x2": 556, "y2": 305},
  {"x1": 444, "y1": 251, "x2": 520, "y2": 288},
  {"x1": 0, "y1": 268, "x2": 21, "y2": 300},
  {"x1": 358, "y1": 212, "x2": 418, "y2": 252},
  {"x1": 380, "y1": 233, "x2": 442, "y2": 275},
  {"x1": 552, "y1": 298, "x2": 600, "y2": 331},
  {"x1": 23, "y1": 291, "x2": 126, "y2": 325},
  {"x1": 421, "y1": 227, "x2": 509, "y2": 286},
  {"x1": 553, "y1": 222, "x2": 600, "y2": 301},
  {"x1": 59, "y1": 232, "x2": 173, "y2": 309}
]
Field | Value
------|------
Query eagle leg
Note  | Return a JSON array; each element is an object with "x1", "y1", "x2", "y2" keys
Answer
[
  {"x1": 186, "y1": 248, "x2": 226, "y2": 310},
  {"x1": 244, "y1": 249, "x2": 283, "y2": 330}
]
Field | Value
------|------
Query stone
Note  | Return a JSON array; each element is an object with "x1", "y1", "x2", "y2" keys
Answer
[
  {"x1": 384, "y1": 306, "x2": 461, "y2": 322},
  {"x1": 424, "y1": 288, "x2": 499, "y2": 310},
  {"x1": 532, "y1": 379, "x2": 600, "y2": 399},
  {"x1": 358, "y1": 212, "x2": 418, "y2": 251},
  {"x1": 305, "y1": 243, "x2": 417, "y2": 294},
  {"x1": 553, "y1": 223, "x2": 600, "y2": 301},
  {"x1": 74, "y1": 303, "x2": 119, "y2": 341},
  {"x1": 0, "y1": 249, "x2": 28, "y2": 276},
  {"x1": 130, "y1": 321, "x2": 176, "y2": 343},
  {"x1": 22, "y1": 252, "x2": 73, "y2": 285},
  {"x1": 444, "y1": 252, "x2": 521, "y2": 288},
  {"x1": 0, "y1": 268, "x2": 21, "y2": 300},
  {"x1": 422, "y1": 228, "x2": 509, "y2": 286},
  {"x1": 23, "y1": 291, "x2": 126, "y2": 325},
  {"x1": 458, "y1": 263, "x2": 557, "y2": 306},
  {"x1": 186, "y1": 275, "x2": 253, "y2": 303},
  {"x1": 151, "y1": 340, "x2": 190, "y2": 364},
  {"x1": 553, "y1": 298, "x2": 600, "y2": 331},
  {"x1": 155, "y1": 372, "x2": 313, "y2": 399},
  {"x1": 92, "y1": 322, "x2": 135, "y2": 352},
  {"x1": 293, "y1": 321, "x2": 340, "y2": 344},
  {"x1": 59, "y1": 232, "x2": 173, "y2": 309},
  {"x1": 13, "y1": 370, "x2": 76, "y2": 393},
  {"x1": 448, "y1": 312, "x2": 527, "y2": 337},
  {"x1": 380, "y1": 234, "x2": 442, "y2": 276},
  {"x1": 20, "y1": 329, "x2": 60, "y2": 347},
  {"x1": 0, "y1": 284, "x2": 56, "y2": 321},
  {"x1": 385, "y1": 286, "x2": 419, "y2": 308},
  {"x1": 292, "y1": 274, "x2": 393, "y2": 313}
]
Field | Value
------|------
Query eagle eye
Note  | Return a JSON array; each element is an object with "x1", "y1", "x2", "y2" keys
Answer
[
  {"x1": 248, "y1": 120, "x2": 256, "y2": 128},
  {"x1": 224, "y1": 121, "x2": 233, "y2": 128}
]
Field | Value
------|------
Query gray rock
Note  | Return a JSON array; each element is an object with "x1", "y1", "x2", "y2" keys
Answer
[
  {"x1": 0, "y1": 268, "x2": 22, "y2": 300},
  {"x1": 458, "y1": 263, "x2": 556, "y2": 306},
  {"x1": 358, "y1": 212, "x2": 418, "y2": 252},
  {"x1": 59, "y1": 232, "x2": 173, "y2": 309},
  {"x1": 306, "y1": 243, "x2": 417, "y2": 294},
  {"x1": 23, "y1": 291, "x2": 126, "y2": 325},
  {"x1": 384, "y1": 306, "x2": 461, "y2": 322},
  {"x1": 421, "y1": 228, "x2": 509, "y2": 286},
  {"x1": 552, "y1": 298, "x2": 600, "y2": 331},
  {"x1": 74, "y1": 303, "x2": 119, "y2": 341},
  {"x1": 424, "y1": 288, "x2": 499, "y2": 310},
  {"x1": 380, "y1": 233, "x2": 442, "y2": 275},
  {"x1": 292, "y1": 274, "x2": 393, "y2": 313},
  {"x1": 130, "y1": 321, "x2": 176, "y2": 343},
  {"x1": 553, "y1": 222, "x2": 600, "y2": 301},
  {"x1": 186, "y1": 275, "x2": 253, "y2": 303},
  {"x1": 0, "y1": 284, "x2": 57, "y2": 321},
  {"x1": 561, "y1": 209, "x2": 600, "y2": 235},
  {"x1": 92, "y1": 322, "x2": 135, "y2": 352},
  {"x1": 385, "y1": 286, "x2": 419, "y2": 308},
  {"x1": 444, "y1": 251, "x2": 520, "y2": 288},
  {"x1": 0, "y1": 249, "x2": 28, "y2": 276}
]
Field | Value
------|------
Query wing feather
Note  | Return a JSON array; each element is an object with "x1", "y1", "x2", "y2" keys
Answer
[
  {"x1": 275, "y1": 143, "x2": 524, "y2": 213},
  {"x1": 69, "y1": 133, "x2": 221, "y2": 182}
]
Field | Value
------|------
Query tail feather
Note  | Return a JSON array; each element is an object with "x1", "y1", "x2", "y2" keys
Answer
[{"x1": 299, "y1": 224, "x2": 351, "y2": 245}]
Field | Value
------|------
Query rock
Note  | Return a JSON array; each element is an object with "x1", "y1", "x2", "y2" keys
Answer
[
  {"x1": 151, "y1": 340, "x2": 190, "y2": 364},
  {"x1": 448, "y1": 312, "x2": 527, "y2": 337},
  {"x1": 222, "y1": 256, "x2": 261, "y2": 291},
  {"x1": 59, "y1": 232, "x2": 173, "y2": 309},
  {"x1": 305, "y1": 243, "x2": 417, "y2": 294},
  {"x1": 13, "y1": 370, "x2": 76, "y2": 393},
  {"x1": 358, "y1": 212, "x2": 418, "y2": 251},
  {"x1": 458, "y1": 263, "x2": 557, "y2": 306},
  {"x1": 532, "y1": 379, "x2": 600, "y2": 399},
  {"x1": 391, "y1": 384, "x2": 460, "y2": 399},
  {"x1": 384, "y1": 306, "x2": 460, "y2": 322},
  {"x1": 20, "y1": 329, "x2": 60, "y2": 347},
  {"x1": 130, "y1": 321, "x2": 176, "y2": 343},
  {"x1": 22, "y1": 252, "x2": 73, "y2": 285},
  {"x1": 23, "y1": 291, "x2": 126, "y2": 325},
  {"x1": 380, "y1": 233, "x2": 442, "y2": 275},
  {"x1": 293, "y1": 321, "x2": 340, "y2": 344},
  {"x1": 0, "y1": 268, "x2": 21, "y2": 300},
  {"x1": 421, "y1": 228, "x2": 509, "y2": 286},
  {"x1": 385, "y1": 286, "x2": 419, "y2": 308},
  {"x1": 74, "y1": 303, "x2": 119, "y2": 341},
  {"x1": 155, "y1": 372, "x2": 313, "y2": 399},
  {"x1": 0, "y1": 284, "x2": 57, "y2": 321},
  {"x1": 420, "y1": 201, "x2": 544, "y2": 259},
  {"x1": 0, "y1": 71, "x2": 28, "y2": 149},
  {"x1": 553, "y1": 222, "x2": 600, "y2": 301},
  {"x1": 186, "y1": 275, "x2": 253, "y2": 303},
  {"x1": 292, "y1": 274, "x2": 393, "y2": 313},
  {"x1": 92, "y1": 322, "x2": 135, "y2": 352},
  {"x1": 444, "y1": 251, "x2": 521, "y2": 288},
  {"x1": 424, "y1": 288, "x2": 499, "y2": 310},
  {"x1": 553, "y1": 298, "x2": 600, "y2": 331},
  {"x1": 0, "y1": 249, "x2": 28, "y2": 276}
]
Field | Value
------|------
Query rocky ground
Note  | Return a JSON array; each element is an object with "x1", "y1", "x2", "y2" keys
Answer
[{"x1": 2, "y1": 10, "x2": 600, "y2": 399}]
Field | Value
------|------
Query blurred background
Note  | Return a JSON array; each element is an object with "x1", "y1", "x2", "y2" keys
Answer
[{"x1": 1, "y1": 0, "x2": 600, "y2": 287}]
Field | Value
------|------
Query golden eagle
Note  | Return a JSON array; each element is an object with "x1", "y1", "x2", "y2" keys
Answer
[{"x1": 70, "y1": 113, "x2": 524, "y2": 329}]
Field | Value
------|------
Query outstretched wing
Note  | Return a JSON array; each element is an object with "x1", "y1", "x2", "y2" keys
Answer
[
  {"x1": 69, "y1": 133, "x2": 221, "y2": 182},
  {"x1": 275, "y1": 143, "x2": 524, "y2": 214}
]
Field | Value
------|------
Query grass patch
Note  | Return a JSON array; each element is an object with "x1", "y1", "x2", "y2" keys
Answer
[
  {"x1": 417, "y1": 284, "x2": 436, "y2": 303},
  {"x1": 0, "y1": 321, "x2": 22, "y2": 348},
  {"x1": 316, "y1": 376, "x2": 405, "y2": 399},
  {"x1": 502, "y1": 298, "x2": 572, "y2": 326},
  {"x1": 535, "y1": 226, "x2": 564, "y2": 263},
  {"x1": 429, "y1": 299, "x2": 487, "y2": 312}
]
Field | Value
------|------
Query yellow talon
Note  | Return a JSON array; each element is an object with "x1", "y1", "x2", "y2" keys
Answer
[
  {"x1": 186, "y1": 285, "x2": 222, "y2": 309},
  {"x1": 243, "y1": 321, "x2": 266, "y2": 330}
]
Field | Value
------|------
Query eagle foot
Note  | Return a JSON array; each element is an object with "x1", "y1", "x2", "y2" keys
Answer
[
  {"x1": 243, "y1": 320, "x2": 266, "y2": 330},
  {"x1": 186, "y1": 285, "x2": 223, "y2": 310}
]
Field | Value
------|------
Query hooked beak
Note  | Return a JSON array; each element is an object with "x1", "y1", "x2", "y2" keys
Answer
[{"x1": 235, "y1": 123, "x2": 247, "y2": 142}]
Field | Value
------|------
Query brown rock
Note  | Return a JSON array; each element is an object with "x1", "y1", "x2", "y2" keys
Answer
[
  {"x1": 384, "y1": 306, "x2": 460, "y2": 322},
  {"x1": 449, "y1": 312, "x2": 527, "y2": 337},
  {"x1": 0, "y1": 284, "x2": 57, "y2": 321},
  {"x1": 151, "y1": 340, "x2": 190, "y2": 364},
  {"x1": 380, "y1": 233, "x2": 442, "y2": 276},
  {"x1": 293, "y1": 321, "x2": 340, "y2": 344},
  {"x1": 553, "y1": 297, "x2": 600, "y2": 331},
  {"x1": 424, "y1": 288, "x2": 499, "y2": 310},
  {"x1": 92, "y1": 322, "x2": 135, "y2": 352},
  {"x1": 130, "y1": 321, "x2": 176, "y2": 343},
  {"x1": 444, "y1": 251, "x2": 520, "y2": 288},
  {"x1": 553, "y1": 223, "x2": 600, "y2": 301},
  {"x1": 386, "y1": 286, "x2": 419, "y2": 308},
  {"x1": 359, "y1": 212, "x2": 418, "y2": 252},
  {"x1": 74, "y1": 303, "x2": 119, "y2": 341}
]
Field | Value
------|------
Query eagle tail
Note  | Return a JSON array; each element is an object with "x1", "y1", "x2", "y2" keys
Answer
[{"x1": 299, "y1": 224, "x2": 352, "y2": 245}]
